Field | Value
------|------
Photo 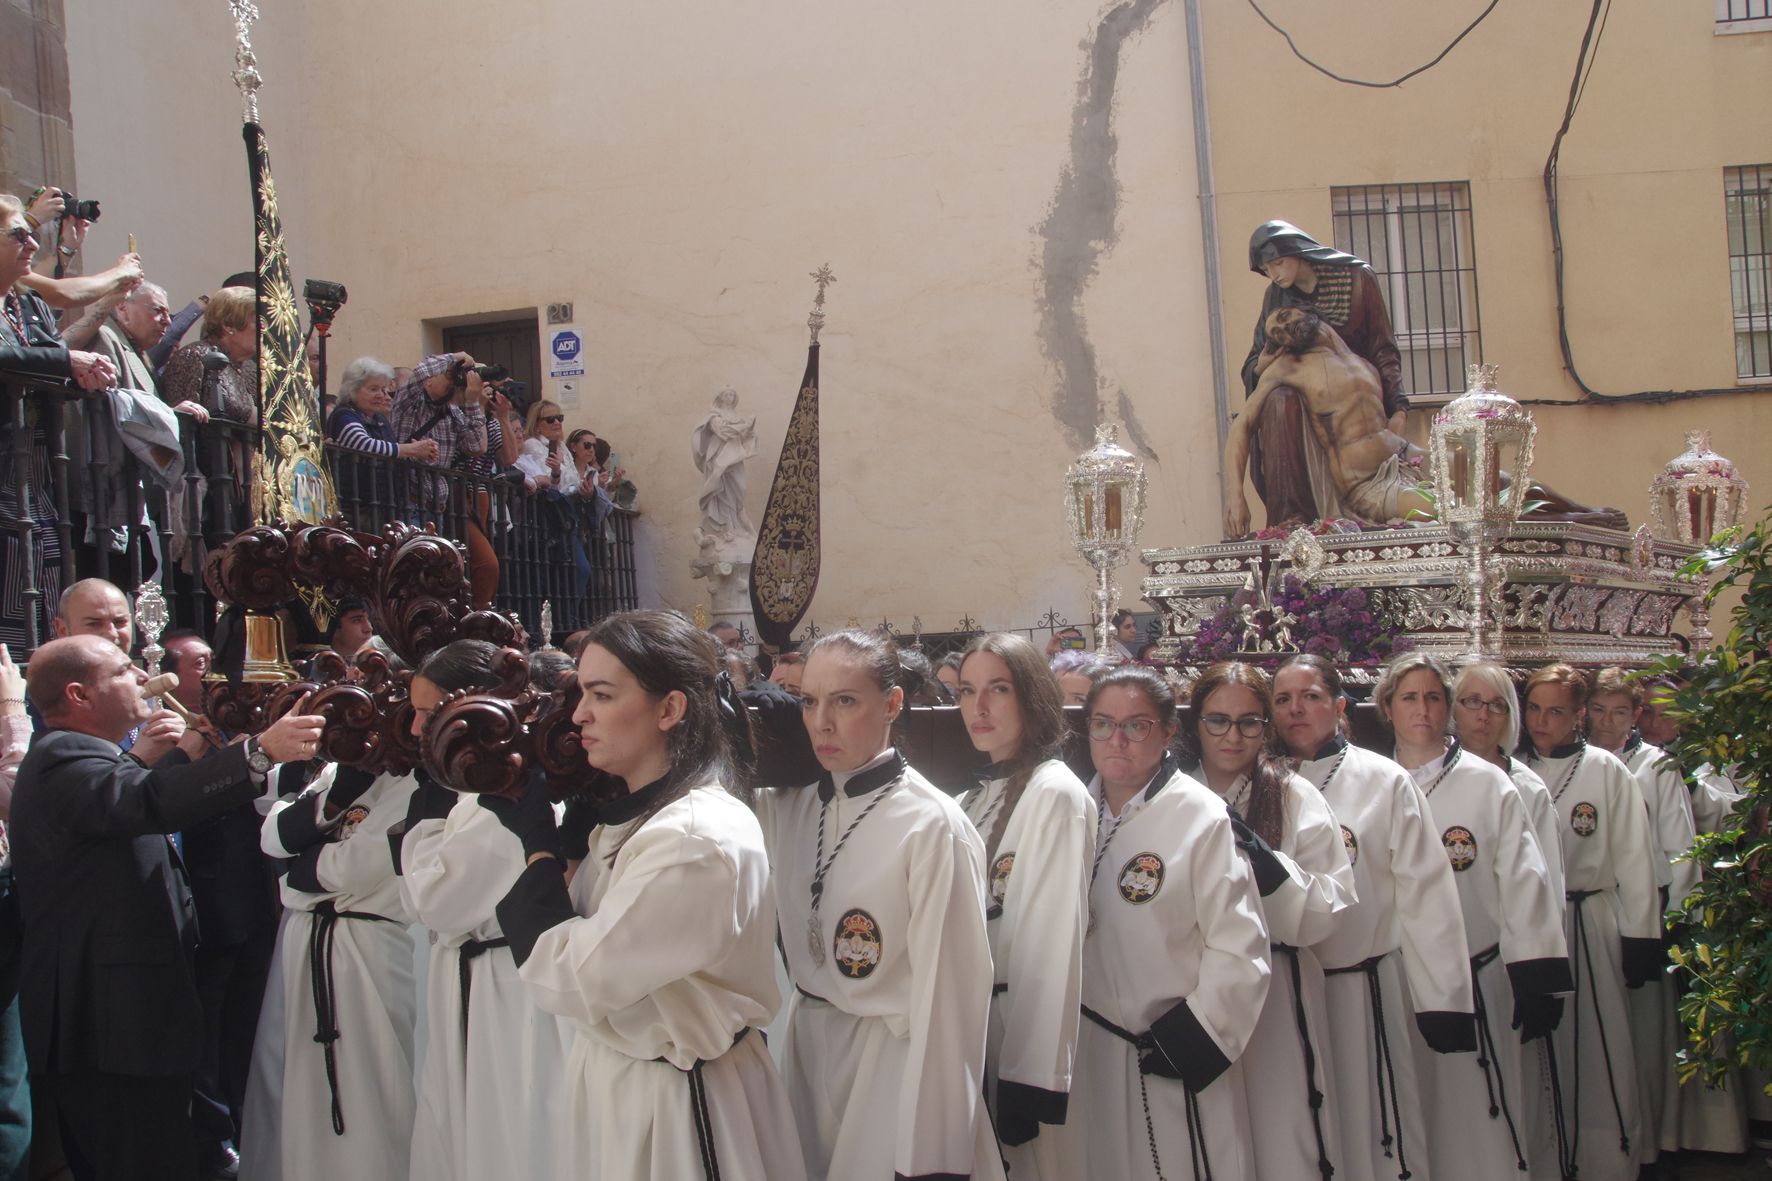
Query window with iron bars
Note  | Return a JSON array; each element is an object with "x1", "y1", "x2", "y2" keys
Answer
[
  {"x1": 1726, "y1": 165, "x2": 1772, "y2": 379},
  {"x1": 1715, "y1": 0, "x2": 1772, "y2": 33},
  {"x1": 1331, "y1": 182, "x2": 1482, "y2": 404}
]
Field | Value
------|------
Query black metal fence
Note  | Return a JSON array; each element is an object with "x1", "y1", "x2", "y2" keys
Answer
[{"x1": 0, "y1": 378, "x2": 638, "y2": 652}]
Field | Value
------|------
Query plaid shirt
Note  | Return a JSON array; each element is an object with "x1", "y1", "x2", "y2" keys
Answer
[{"x1": 389, "y1": 355, "x2": 489, "y2": 466}]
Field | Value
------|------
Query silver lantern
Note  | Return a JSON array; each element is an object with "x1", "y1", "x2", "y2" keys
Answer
[
  {"x1": 1064, "y1": 425, "x2": 1148, "y2": 662},
  {"x1": 1429, "y1": 364, "x2": 1537, "y2": 660},
  {"x1": 1648, "y1": 430, "x2": 1749, "y2": 544}
]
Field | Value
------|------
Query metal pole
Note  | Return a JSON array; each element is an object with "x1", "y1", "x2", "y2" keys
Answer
[{"x1": 1184, "y1": 0, "x2": 1231, "y2": 460}]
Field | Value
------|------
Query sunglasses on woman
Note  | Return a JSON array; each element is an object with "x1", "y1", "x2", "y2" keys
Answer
[{"x1": 539, "y1": 414, "x2": 565, "y2": 425}]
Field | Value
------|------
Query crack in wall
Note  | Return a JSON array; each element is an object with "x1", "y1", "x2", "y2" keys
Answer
[{"x1": 1035, "y1": 0, "x2": 1167, "y2": 459}]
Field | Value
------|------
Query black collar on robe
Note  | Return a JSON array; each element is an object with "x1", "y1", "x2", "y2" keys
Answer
[
  {"x1": 600, "y1": 773, "x2": 676, "y2": 826},
  {"x1": 1135, "y1": 751, "x2": 1185, "y2": 804},
  {"x1": 1621, "y1": 730, "x2": 1644, "y2": 758},
  {"x1": 1301, "y1": 732, "x2": 1349, "y2": 763},
  {"x1": 971, "y1": 758, "x2": 1015, "y2": 789},
  {"x1": 1521, "y1": 734, "x2": 1586, "y2": 761},
  {"x1": 817, "y1": 750, "x2": 908, "y2": 803}
]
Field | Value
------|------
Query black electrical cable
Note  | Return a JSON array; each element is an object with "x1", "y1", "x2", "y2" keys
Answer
[
  {"x1": 1244, "y1": 0, "x2": 1501, "y2": 89},
  {"x1": 1528, "y1": 0, "x2": 1759, "y2": 407}
]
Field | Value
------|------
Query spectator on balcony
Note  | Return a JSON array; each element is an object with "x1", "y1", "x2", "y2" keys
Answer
[
  {"x1": 148, "y1": 274, "x2": 251, "y2": 383},
  {"x1": 13, "y1": 187, "x2": 143, "y2": 332},
  {"x1": 327, "y1": 357, "x2": 439, "y2": 463},
  {"x1": 514, "y1": 400, "x2": 575, "y2": 494},
  {"x1": 390, "y1": 354, "x2": 496, "y2": 607},
  {"x1": 589, "y1": 436, "x2": 635, "y2": 508},
  {"x1": 161, "y1": 286, "x2": 259, "y2": 427},
  {"x1": 0, "y1": 195, "x2": 120, "y2": 649}
]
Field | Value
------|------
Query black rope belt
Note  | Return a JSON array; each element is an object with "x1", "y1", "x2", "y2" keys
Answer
[
  {"x1": 1082, "y1": 1005, "x2": 1211, "y2": 1181},
  {"x1": 1324, "y1": 952, "x2": 1411, "y2": 1181},
  {"x1": 457, "y1": 935, "x2": 511, "y2": 1048},
  {"x1": 307, "y1": 900, "x2": 396, "y2": 1136},
  {"x1": 651, "y1": 1027, "x2": 753, "y2": 1181},
  {"x1": 1276, "y1": 944, "x2": 1335, "y2": 1180},
  {"x1": 1565, "y1": 888, "x2": 1631, "y2": 1172},
  {"x1": 1468, "y1": 944, "x2": 1527, "y2": 1172}
]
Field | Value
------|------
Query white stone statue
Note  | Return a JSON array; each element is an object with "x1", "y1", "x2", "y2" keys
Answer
[{"x1": 691, "y1": 385, "x2": 759, "y2": 563}]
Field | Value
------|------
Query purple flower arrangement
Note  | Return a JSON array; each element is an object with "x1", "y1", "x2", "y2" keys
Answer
[{"x1": 1182, "y1": 575, "x2": 1411, "y2": 666}]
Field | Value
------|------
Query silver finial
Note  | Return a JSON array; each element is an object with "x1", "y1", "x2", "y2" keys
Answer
[{"x1": 230, "y1": 0, "x2": 263, "y2": 123}]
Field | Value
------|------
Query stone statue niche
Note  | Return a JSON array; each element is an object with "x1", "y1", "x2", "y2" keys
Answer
[
  {"x1": 690, "y1": 385, "x2": 760, "y2": 629},
  {"x1": 1228, "y1": 220, "x2": 1627, "y2": 538}
]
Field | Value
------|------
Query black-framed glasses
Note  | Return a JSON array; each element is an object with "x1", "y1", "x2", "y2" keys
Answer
[
  {"x1": 1201, "y1": 713, "x2": 1268, "y2": 738},
  {"x1": 4, "y1": 226, "x2": 35, "y2": 246},
  {"x1": 1456, "y1": 695, "x2": 1509, "y2": 716},
  {"x1": 1087, "y1": 716, "x2": 1158, "y2": 742},
  {"x1": 540, "y1": 414, "x2": 565, "y2": 424}
]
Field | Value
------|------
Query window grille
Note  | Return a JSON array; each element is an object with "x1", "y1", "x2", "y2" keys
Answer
[
  {"x1": 1716, "y1": 0, "x2": 1772, "y2": 29},
  {"x1": 1331, "y1": 182, "x2": 1481, "y2": 402},
  {"x1": 1726, "y1": 165, "x2": 1772, "y2": 379}
]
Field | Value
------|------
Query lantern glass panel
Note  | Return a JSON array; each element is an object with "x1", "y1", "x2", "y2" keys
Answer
[{"x1": 1444, "y1": 432, "x2": 1479, "y2": 514}]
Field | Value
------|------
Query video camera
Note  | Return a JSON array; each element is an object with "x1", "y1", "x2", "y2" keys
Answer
[{"x1": 449, "y1": 359, "x2": 509, "y2": 389}]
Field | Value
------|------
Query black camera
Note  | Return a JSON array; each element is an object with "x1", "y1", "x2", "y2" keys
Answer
[
  {"x1": 303, "y1": 279, "x2": 347, "y2": 306},
  {"x1": 59, "y1": 194, "x2": 101, "y2": 222},
  {"x1": 475, "y1": 363, "x2": 508, "y2": 382}
]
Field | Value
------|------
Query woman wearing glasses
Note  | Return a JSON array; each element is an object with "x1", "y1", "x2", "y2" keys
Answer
[
  {"x1": 1376, "y1": 653, "x2": 1570, "y2": 1181},
  {"x1": 515, "y1": 400, "x2": 577, "y2": 493},
  {"x1": 1519, "y1": 664, "x2": 1662, "y2": 1181},
  {"x1": 756, "y1": 629, "x2": 1004, "y2": 1181},
  {"x1": 1188, "y1": 662, "x2": 1355, "y2": 1181},
  {"x1": 1049, "y1": 665, "x2": 1269, "y2": 1181},
  {"x1": 1271, "y1": 654, "x2": 1475, "y2": 1181},
  {"x1": 953, "y1": 634, "x2": 1095, "y2": 1177}
]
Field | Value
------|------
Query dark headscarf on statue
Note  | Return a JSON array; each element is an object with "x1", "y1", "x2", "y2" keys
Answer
[{"x1": 1247, "y1": 220, "x2": 1366, "y2": 274}]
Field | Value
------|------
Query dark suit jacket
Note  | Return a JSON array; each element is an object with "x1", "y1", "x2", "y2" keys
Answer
[{"x1": 9, "y1": 729, "x2": 260, "y2": 1077}]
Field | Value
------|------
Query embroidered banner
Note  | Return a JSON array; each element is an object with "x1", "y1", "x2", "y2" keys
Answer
[
  {"x1": 244, "y1": 120, "x2": 334, "y2": 528},
  {"x1": 749, "y1": 341, "x2": 821, "y2": 652}
]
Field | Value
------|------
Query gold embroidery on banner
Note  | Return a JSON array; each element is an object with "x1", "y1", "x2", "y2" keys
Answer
[
  {"x1": 751, "y1": 377, "x2": 821, "y2": 634},
  {"x1": 247, "y1": 124, "x2": 335, "y2": 528}
]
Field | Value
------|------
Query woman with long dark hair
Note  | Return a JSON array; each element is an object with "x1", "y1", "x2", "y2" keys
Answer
[
  {"x1": 1187, "y1": 661, "x2": 1354, "y2": 1181},
  {"x1": 490, "y1": 610, "x2": 804, "y2": 1180},
  {"x1": 757, "y1": 628, "x2": 1002, "y2": 1181},
  {"x1": 1375, "y1": 652, "x2": 1570, "y2": 1181},
  {"x1": 1049, "y1": 665, "x2": 1270, "y2": 1181},
  {"x1": 954, "y1": 633, "x2": 1095, "y2": 1175},
  {"x1": 1271, "y1": 653, "x2": 1475, "y2": 1181},
  {"x1": 400, "y1": 639, "x2": 573, "y2": 1181}
]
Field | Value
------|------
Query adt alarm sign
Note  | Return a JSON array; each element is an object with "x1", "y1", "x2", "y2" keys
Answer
[{"x1": 548, "y1": 328, "x2": 585, "y2": 379}]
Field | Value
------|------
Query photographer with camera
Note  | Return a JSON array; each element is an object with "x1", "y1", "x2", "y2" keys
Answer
[
  {"x1": 13, "y1": 187, "x2": 143, "y2": 325},
  {"x1": 391, "y1": 353, "x2": 500, "y2": 607}
]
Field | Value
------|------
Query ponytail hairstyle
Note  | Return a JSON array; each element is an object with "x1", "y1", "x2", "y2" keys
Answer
[
  {"x1": 1084, "y1": 665, "x2": 1179, "y2": 741},
  {"x1": 1188, "y1": 661, "x2": 1289, "y2": 847},
  {"x1": 804, "y1": 628, "x2": 905, "y2": 742},
  {"x1": 581, "y1": 610, "x2": 756, "y2": 857},
  {"x1": 1373, "y1": 651, "x2": 1454, "y2": 731},
  {"x1": 417, "y1": 638, "x2": 502, "y2": 692},
  {"x1": 959, "y1": 633, "x2": 1067, "y2": 864}
]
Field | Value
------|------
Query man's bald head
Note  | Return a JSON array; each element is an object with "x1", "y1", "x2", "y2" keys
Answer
[
  {"x1": 26, "y1": 635, "x2": 126, "y2": 727},
  {"x1": 113, "y1": 281, "x2": 172, "y2": 352},
  {"x1": 54, "y1": 579, "x2": 132, "y2": 651}
]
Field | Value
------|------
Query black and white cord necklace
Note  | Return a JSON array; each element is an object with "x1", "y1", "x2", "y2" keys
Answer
[
  {"x1": 807, "y1": 780, "x2": 899, "y2": 965},
  {"x1": 1545, "y1": 747, "x2": 1585, "y2": 806},
  {"x1": 1088, "y1": 786, "x2": 1140, "y2": 932},
  {"x1": 1300, "y1": 747, "x2": 1349, "y2": 796},
  {"x1": 1415, "y1": 742, "x2": 1463, "y2": 798}
]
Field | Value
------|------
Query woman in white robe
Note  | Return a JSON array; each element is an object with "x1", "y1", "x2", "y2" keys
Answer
[
  {"x1": 242, "y1": 764, "x2": 421, "y2": 1180},
  {"x1": 1273, "y1": 654, "x2": 1476, "y2": 1181},
  {"x1": 1379, "y1": 654, "x2": 1572, "y2": 1181},
  {"x1": 953, "y1": 633, "x2": 1096, "y2": 1179},
  {"x1": 1187, "y1": 661, "x2": 1355, "y2": 1181},
  {"x1": 1046, "y1": 664, "x2": 1271, "y2": 1181},
  {"x1": 756, "y1": 629, "x2": 1002, "y2": 1181},
  {"x1": 398, "y1": 639, "x2": 573, "y2": 1181},
  {"x1": 1452, "y1": 660, "x2": 1569, "y2": 1181},
  {"x1": 489, "y1": 610, "x2": 804, "y2": 1181},
  {"x1": 1520, "y1": 664, "x2": 1663, "y2": 1181}
]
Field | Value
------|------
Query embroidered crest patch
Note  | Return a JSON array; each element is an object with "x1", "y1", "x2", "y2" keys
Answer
[
  {"x1": 1340, "y1": 825, "x2": 1360, "y2": 867},
  {"x1": 1571, "y1": 802, "x2": 1599, "y2": 838},
  {"x1": 833, "y1": 909, "x2": 882, "y2": 978},
  {"x1": 1442, "y1": 825, "x2": 1477, "y2": 872},
  {"x1": 337, "y1": 805, "x2": 371, "y2": 840},
  {"x1": 1118, "y1": 853, "x2": 1164, "y2": 904},
  {"x1": 989, "y1": 853, "x2": 1015, "y2": 912}
]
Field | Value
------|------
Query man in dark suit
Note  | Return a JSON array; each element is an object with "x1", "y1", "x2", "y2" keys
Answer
[{"x1": 9, "y1": 635, "x2": 323, "y2": 1180}]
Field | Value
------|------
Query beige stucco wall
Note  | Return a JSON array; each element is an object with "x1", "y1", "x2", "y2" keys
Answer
[
  {"x1": 1203, "y1": 1, "x2": 1772, "y2": 530},
  {"x1": 57, "y1": 1, "x2": 1768, "y2": 636},
  {"x1": 64, "y1": 0, "x2": 1224, "y2": 635}
]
